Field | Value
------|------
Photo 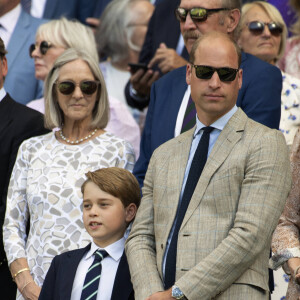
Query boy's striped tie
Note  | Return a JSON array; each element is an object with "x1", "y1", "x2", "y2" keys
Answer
[{"x1": 80, "y1": 249, "x2": 108, "y2": 300}]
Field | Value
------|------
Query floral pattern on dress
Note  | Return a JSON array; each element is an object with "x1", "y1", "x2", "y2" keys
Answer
[
  {"x1": 280, "y1": 72, "x2": 300, "y2": 146},
  {"x1": 271, "y1": 128, "x2": 300, "y2": 299}
]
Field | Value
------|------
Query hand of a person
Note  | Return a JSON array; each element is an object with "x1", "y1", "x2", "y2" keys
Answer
[
  {"x1": 145, "y1": 289, "x2": 173, "y2": 300},
  {"x1": 129, "y1": 68, "x2": 160, "y2": 98},
  {"x1": 148, "y1": 43, "x2": 188, "y2": 74},
  {"x1": 21, "y1": 281, "x2": 41, "y2": 300}
]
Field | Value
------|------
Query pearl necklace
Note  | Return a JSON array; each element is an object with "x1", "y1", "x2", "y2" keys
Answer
[{"x1": 59, "y1": 128, "x2": 98, "y2": 144}]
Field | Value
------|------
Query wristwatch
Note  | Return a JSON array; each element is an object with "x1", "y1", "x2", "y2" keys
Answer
[{"x1": 172, "y1": 285, "x2": 185, "y2": 299}]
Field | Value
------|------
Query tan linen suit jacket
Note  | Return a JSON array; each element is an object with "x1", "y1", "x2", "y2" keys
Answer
[{"x1": 126, "y1": 109, "x2": 292, "y2": 300}]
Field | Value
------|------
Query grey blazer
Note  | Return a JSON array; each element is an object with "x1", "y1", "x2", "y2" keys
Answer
[{"x1": 126, "y1": 108, "x2": 292, "y2": 300}]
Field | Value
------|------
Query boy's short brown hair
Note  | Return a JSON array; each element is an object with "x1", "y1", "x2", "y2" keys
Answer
[{"x1": 81, "y1": 167, "x2": 141, "y2": 208}]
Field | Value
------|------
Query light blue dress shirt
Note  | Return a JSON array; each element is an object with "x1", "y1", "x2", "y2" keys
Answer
[{"x1": 162, "y1": 105, "x2": 238, "y2": 279}]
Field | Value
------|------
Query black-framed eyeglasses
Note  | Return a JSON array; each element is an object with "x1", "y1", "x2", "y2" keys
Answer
[
  {"x1": 191, "y1": 64, "x2": 239, "y2": 82},
  {"x1": 175, "y1": 7, "x2": 230, "y2": 23},
  {"x1": 247, "y1": 21, "x2": 283, "y2": 36},
  {"x1": 29, "y1": 41, "x2": 52, "y2": 58},
  {"x1": 56, "y1": 80, "x2": 100, "y2": 95}
]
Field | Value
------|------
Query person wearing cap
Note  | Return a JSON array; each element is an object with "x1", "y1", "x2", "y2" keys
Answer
[{"x1": 0, "y1": 37, "x2": 49, "y2": 300}]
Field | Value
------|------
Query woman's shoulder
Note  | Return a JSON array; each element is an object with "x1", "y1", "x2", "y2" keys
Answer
[
  {"x1": 96, "y1": 131, "x2": 132, "y2": 146},
  {"x1": 19, "y1": 131, "x2": 55, "y2": 151}
]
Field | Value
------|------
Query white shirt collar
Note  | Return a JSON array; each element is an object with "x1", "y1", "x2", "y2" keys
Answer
[
  {"x1": 0, "y1": 87, "x2": 6, "y2": 102},
  {"x1": 194, "y1": 105, "x2": 238, "y2": 137},
  {"x1": 0, "y1": 4, "x2": 21, "y2": 34},
  {"x1": 85, "y1": 238, "x2": 125, "y2": 262}
]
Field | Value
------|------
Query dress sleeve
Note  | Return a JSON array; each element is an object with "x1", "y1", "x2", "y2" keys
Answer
[
  {"x1": 270, "y1": 128, "x2": 300, "y2": 270},
  {"x1": 3, "y1": 140, "x2": 30, "y2": 265},
  {"x1": 116, "y1": 140, "x2": 136, "y2": 173}
]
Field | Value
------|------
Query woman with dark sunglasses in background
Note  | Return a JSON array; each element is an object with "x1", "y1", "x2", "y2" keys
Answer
[
  {"x1": 3, "y1": 44, "x2": 136, "y2": 300},
  {"x1": 238, "y1": 2, "x2": 300, "y2": 300},
  {"x1": 238, "y1": 1, "x2": 300, "y2": 148},
  {"x1": 26, "y1": 17, "x2": 140, "y2": 157}
]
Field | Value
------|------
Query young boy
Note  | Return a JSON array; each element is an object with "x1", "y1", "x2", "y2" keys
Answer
[{"x1": 39, "y1": 167, "x2": 140, "y2": 300}]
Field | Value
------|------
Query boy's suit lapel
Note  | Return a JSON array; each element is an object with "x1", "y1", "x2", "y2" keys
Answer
[
  {"x1": 111, "y1": 251, "x2": 134, "y2": 300},
  {"x1": 60, "y1": 244, "x2": 91, "y2": 299}
]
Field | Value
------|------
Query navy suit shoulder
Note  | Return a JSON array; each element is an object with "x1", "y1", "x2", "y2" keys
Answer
[
  {"x1": 43, "y1": 0, "x2": 97, "y2": 25},
  {"x1": 133, "y1": 66, "x2": 187, "y2": 187},
  {"x1": 39, "y1": 244, "x2": 134, "y2": 300},
  {"x1": 238, "y1": 52, "x2": 282, "y2": 129}
]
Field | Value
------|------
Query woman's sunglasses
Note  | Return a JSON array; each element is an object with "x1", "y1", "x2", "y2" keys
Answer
[
  {"x1": 56, "y1": 80, "x2": 100, "y2": 95},
  {"x1": 29, "y1": 41, "x2": 52, "y2": 57},
  {"x1": 191, "y1": 64, "x2": 239, "y2": 82},
  {"x1": 175, "y1": 7, "x2": 229, "y2": 23},
  {"x1": 247, "y1": 21, "x2": 283, "y2": 36}
]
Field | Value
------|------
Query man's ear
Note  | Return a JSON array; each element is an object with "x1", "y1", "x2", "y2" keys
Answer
[
  {"x1": 226, "y1": 9, "x2": 240, "y2": 34},
  {"x1": 125, "y1": 203, "x2": 137, "y2": 223},
  {"x1": 186, "y1": 63, "x2": 192, "y2": 85}
]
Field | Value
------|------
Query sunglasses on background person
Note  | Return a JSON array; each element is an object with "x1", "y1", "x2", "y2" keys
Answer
[
  {"x1": 56, "y1": 80, "x2": 100, "y2": 95},
  {"x1": 191, "y1": 64, "x2": 239, "y2": 82},
  {"x1": 29, "y1": 41, "x2": 52, "y2": 58},
  {"x1": 247, "y1": 21, "x2": 283, "y2": 36},
  {"x1": 175, "y1": 7, "x2": 230, "y2": 23}
]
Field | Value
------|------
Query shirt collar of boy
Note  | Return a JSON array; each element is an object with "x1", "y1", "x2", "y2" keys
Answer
[{"x1": 85, "y1": 238, "x2": 125, "y2": 262}]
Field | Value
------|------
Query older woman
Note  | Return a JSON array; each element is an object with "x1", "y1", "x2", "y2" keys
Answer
[
  {"x1": 96, "y1": 0, "x2": 154, "y2": 129},
  {"x1": 3, "y1": 48, "x2": 135, "y2": 300},
  {"x1": 27, "y1": 18, "x2": 141, "y2": 157},
  {"x1": 238, "y1": 1, "x2": 300, "y2": 146}
]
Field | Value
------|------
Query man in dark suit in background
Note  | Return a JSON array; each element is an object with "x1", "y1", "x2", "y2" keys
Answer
[
  {"x1": 125, "y1": 0, "x2": 189, "y2": 110},
  {"x1": 0, "y1": 37, "x2": 49, "y2": 300}
]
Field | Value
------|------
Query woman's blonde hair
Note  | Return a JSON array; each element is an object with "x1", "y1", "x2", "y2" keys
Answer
[
  {"x1": 238, "y1": 1, "x2": 287, "y2": 61},
  {"x1": 44, "y1": 48, "x2": 109, "y2": 130},
  {"x1": 36, "y1": 17, "x2": 99, "y2": 62}
]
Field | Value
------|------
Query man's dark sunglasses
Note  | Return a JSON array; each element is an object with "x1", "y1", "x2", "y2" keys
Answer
[
  {"x1": 29, "y1": 41, "x2": 52, "y2": 58},
  {"x1": 175, "y1": 7, "x2": 230, "y2": 22},
  {"x1": 191, "y1": 64, "x2": 239, "y2": 82},
  {"x1": 247, "y1": 21, "x2": 283, "y2": 36},
  {"x1": 56, "y1": 80, "x2": 100, "y2": 95}
]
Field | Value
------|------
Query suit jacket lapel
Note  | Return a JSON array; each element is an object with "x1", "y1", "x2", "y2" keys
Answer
[
  {"x1": 43, "y1": 0, "x2": 58, "y2": 19},
  {"x1": 181, "y1": 109, "x2": 247, "y2": 228},
  {"x1": 162, "y1": 129, "x2": 194, "y2": 243},
  {"x1": 0, "y1": 95, "x2": 14, "y2": 136},
  {"x1": 7, "y1": 10, "x2": 31, "y2": 70},
  {"x1": 111, "y1": 251, "x2": 133, "y2": 300},
  {"x1": 60, "y1": 244, "x2": 91, "y2": 299}
]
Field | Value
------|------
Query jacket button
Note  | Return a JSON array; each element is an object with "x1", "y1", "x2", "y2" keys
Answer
[{"x1": 161, "y1": 244, "x2": 163, "y2": 249}]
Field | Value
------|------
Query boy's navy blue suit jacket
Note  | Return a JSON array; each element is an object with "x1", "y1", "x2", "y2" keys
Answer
[{"x1": 39, "y1": 243, "x2": 134, "y2": 300}]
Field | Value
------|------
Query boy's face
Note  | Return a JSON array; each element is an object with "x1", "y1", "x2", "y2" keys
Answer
[{"x1": 83, "y1": 182, "x2": 136, "y2": 248}]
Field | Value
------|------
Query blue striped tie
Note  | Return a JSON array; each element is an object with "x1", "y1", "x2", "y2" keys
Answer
[{"x1": 80, "y1": 249, "x2": 108, "y2": 300}]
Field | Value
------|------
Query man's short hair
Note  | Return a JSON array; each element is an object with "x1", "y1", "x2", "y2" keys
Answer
[
  {"x1": 222, "y1": 0, "x2": 241, "y2": 10},
  {"x1": 189, "y1": 31, "x2": 242, "y2": 68},
  {"x1": 81, "y1": 167, "x2": 141, "y2": 209},
  {"x1": 0, "y1": 37, "x2": 7, "y2": 58}
]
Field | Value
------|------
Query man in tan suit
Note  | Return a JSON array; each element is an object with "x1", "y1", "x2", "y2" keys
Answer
[{"x1": 125, "y1": 32, "x2": 292, "y2": 300}]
